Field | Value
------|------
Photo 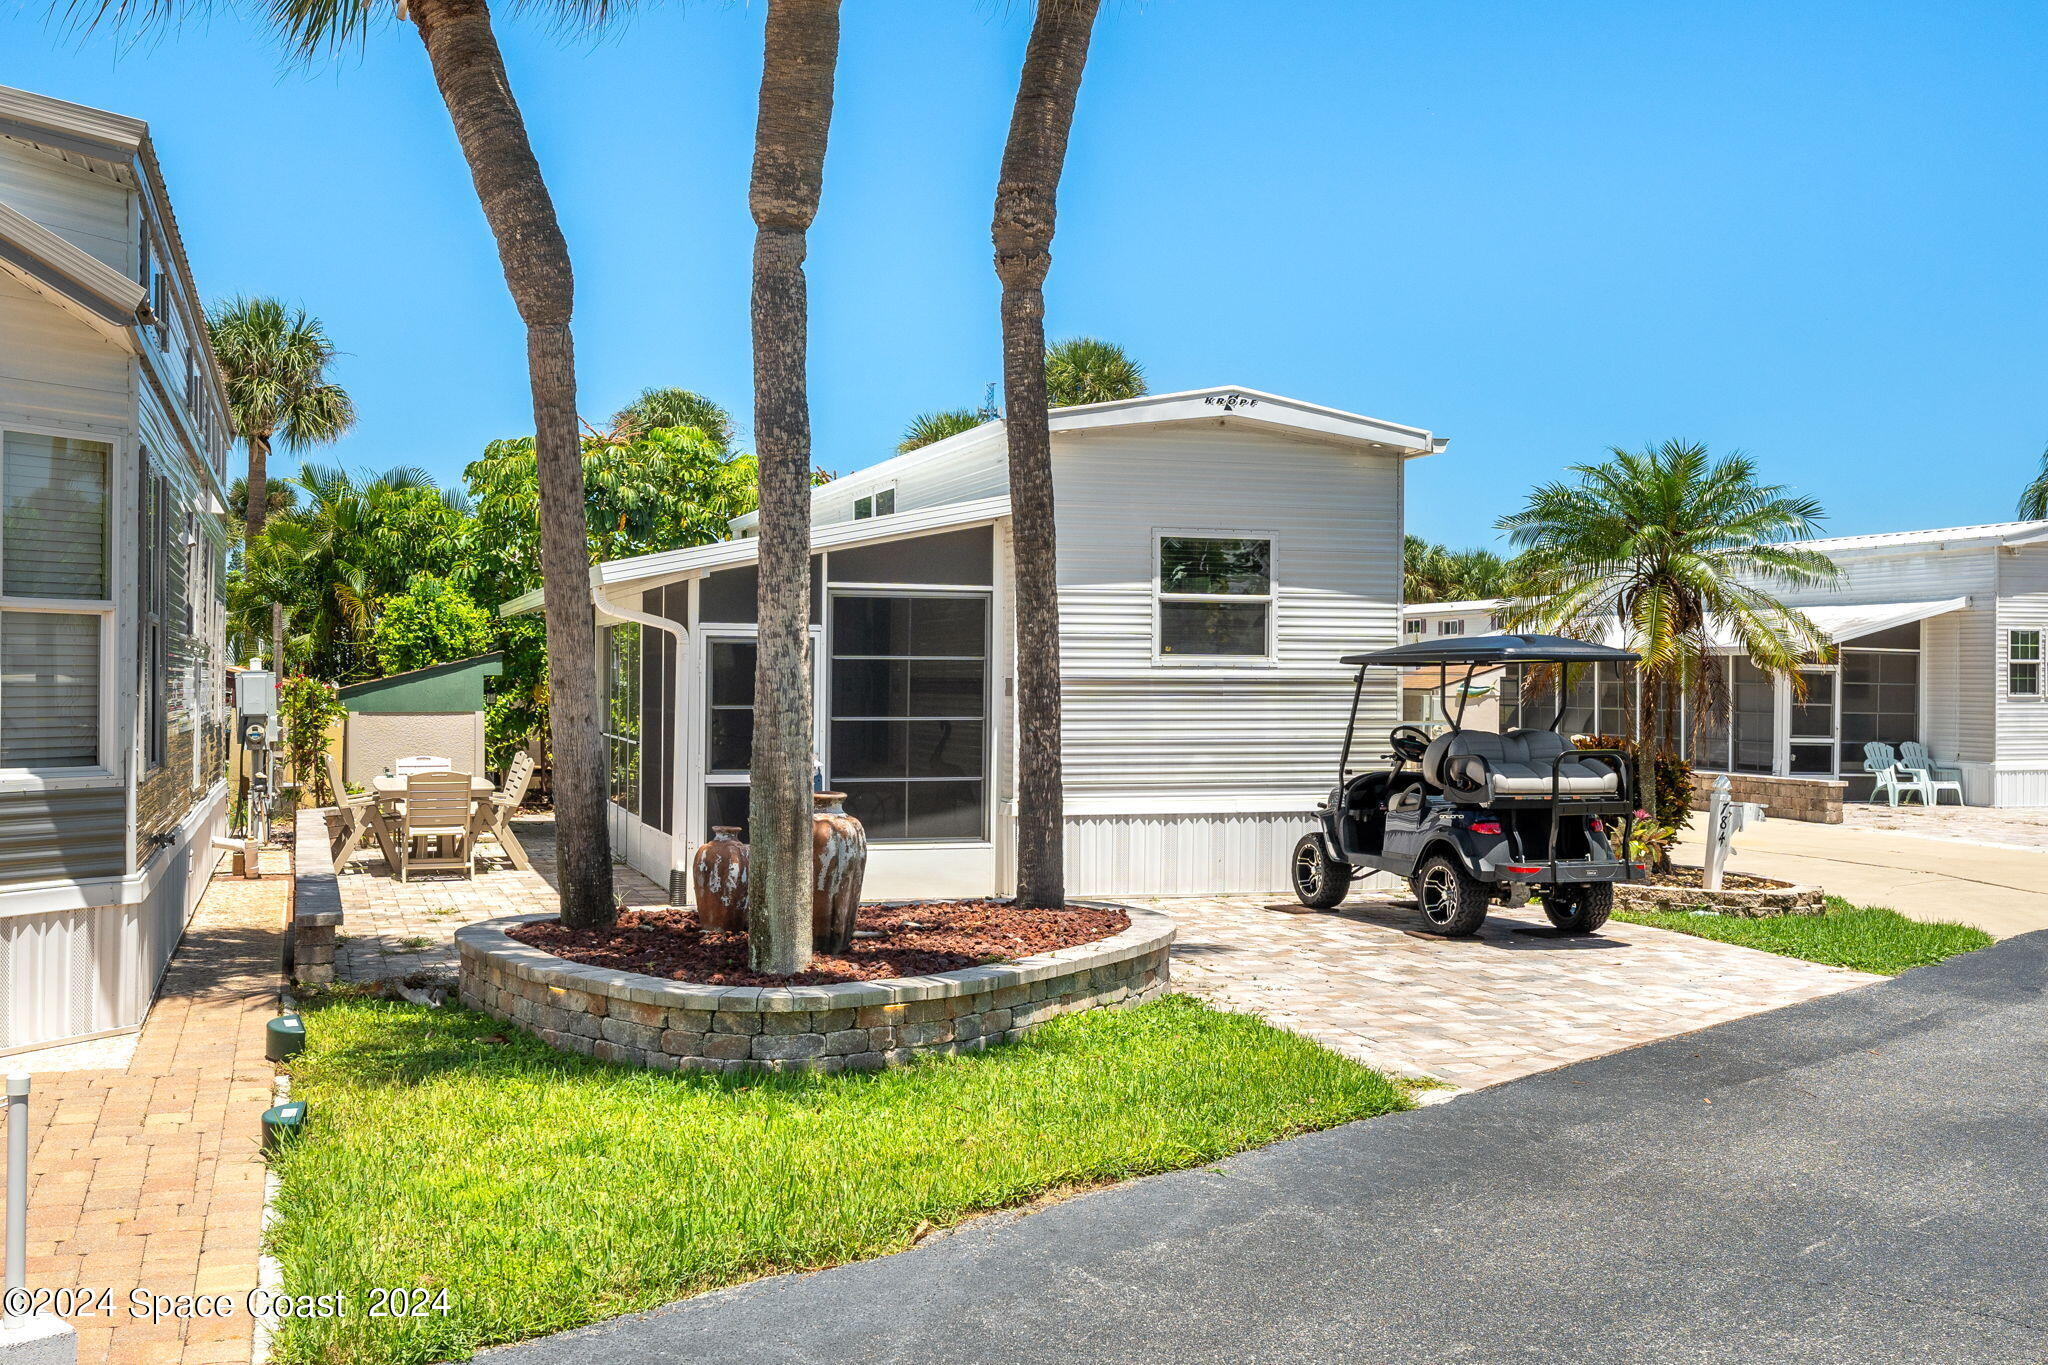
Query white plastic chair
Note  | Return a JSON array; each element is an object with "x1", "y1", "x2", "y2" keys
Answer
[
  {"x1": 1899, "y1": 741, "x2": 1964, "y2": 806},
  {"x1": 1862, "y1": 742, "x2": 1925, "y2": 806}
]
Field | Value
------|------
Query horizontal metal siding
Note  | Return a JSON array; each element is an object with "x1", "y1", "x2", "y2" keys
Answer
[
  {"x1": 816, "y1": 432, "x2": 1009, "y2": 528},
  {"x1": 1052, "y1": 426, "x2": 1401, "y2": 807},
  {"x1": 1994, "y1": 547, "x2": 2048, "y2": 765},
  {"x1": 0, "y1": 268, "x2": 129, "y2": 429},
  {"x1": 0, "y1": 787, "x2": 124, "y2": 884},
  {"x1": 0, "y1": 138, "x2": 131, "y2": 271}
]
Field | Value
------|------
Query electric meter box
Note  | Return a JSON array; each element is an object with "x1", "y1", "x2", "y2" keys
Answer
[{"x1": 235, "y1": 670, "x2": 278, "y2": 720}]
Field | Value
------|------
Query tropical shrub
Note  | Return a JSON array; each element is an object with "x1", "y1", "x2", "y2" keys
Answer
[
  {"x1": 372, "y1": 576, "x2": 494, "y2": 676},
  {"x1": 279, "y1": 675, "x2": 345, "y2": 807}
]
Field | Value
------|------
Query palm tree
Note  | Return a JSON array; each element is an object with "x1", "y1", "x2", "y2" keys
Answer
[
  {"x1": 611, "y1": 387, "x2": 736, "y2": 450},
  {"x1": 898, "y1": 408, "x2": 985, "y2": 453},
  {"x1": 205, "y1": 296, "x2": 354, "y2": 545},
  {"x1": 747, "y1": 0, "x2": 842, "y2": 975},
  {"x1": 261, "y1": 0, "x2": 616, "y2": 927},
  {"x1": 2018, "y1": 441, "x2": 2048, "y2": 519},
  {"x1": 1044, "y1": 335, "x2": 1144, "y2": 407},
  {"x1": 993, "y1": 0, "x2": 1104, "y2": 911},
  {"x1": 1498, "y1": 440, "x2": 1840, "y2": 774}
]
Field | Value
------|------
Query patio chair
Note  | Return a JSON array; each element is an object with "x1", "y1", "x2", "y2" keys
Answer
[
  {"x1": 1899, "y1": 741, "x2": 1965, "y2": 806},
  {"x1": 473, "y1": 750, "x2": 536, "y2": 872},
  {"x1": 1862, "y1": 742, "x2": 1929, "y2": 807},
  {"x1": 323, "y1": 752, "x2": 397, "y2": 873},
  {"x1": 397, "y1": 771, "x2": 477, "y2": 883}
]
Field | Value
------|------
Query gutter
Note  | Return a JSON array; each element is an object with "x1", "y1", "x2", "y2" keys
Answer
[{"x1": 591, "y1": 578, "x2": 690, "y2": 902}]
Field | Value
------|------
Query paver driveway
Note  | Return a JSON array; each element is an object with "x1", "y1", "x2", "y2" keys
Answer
[{"x1": 1152, "y1": 893, "x2": 1878, "y2": 1088}]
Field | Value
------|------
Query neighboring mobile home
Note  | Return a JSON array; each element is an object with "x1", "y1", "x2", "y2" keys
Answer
[
  {"x1": 511, "y1": 387, "x2": 1444, "y2": 898},
  {"x1": 0, "y1": 87, "x2": 231, "y2": 1052},
  {"x1": 1403, "y1": 518, "x2": 2048, "y2": 810}
]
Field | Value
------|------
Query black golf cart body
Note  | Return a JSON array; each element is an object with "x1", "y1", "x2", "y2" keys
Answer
[{"x1": 1293, "y1": 633, "x2": 1649, "y2": 934}]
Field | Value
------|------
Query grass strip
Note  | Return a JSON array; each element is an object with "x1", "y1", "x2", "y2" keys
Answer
[{"x1": 1614, "y1": 897, "x2": 1992, "y2": 975}]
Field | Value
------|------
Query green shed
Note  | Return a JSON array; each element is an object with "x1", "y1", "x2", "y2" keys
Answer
[{"x1": 337, "y1": 654, "x2": 503, "y2": 785}]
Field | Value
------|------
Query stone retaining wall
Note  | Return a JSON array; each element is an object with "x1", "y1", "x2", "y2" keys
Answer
[
  {"x1": 1691, "y1": 773, "x2": 1845, "y2": 824},
  {"x1": 456, "y1": 904, "x2": 1175, "y2": 1074},
  {"x1": 1616, "y1": 873, "x2": 1825, "y2": 918},
  {"x1": 292, "y1": 812, "x2": 342, "y2": 983}
]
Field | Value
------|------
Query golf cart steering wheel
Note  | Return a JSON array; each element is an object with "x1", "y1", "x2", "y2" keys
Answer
[{"x1": 1388, "y1": 725, "x2": 1432, "y2": 764}]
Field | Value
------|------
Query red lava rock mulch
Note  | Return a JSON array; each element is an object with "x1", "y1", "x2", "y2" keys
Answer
[{"x1": 506, "y1": 900, "x2": 1130, "y2": 987}]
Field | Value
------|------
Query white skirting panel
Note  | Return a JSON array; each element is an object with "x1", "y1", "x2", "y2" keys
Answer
[
  {"x1": 0, "y1": 791, "x2": 224, "y2": 1054},
  {"x1": 1066, "y1": 809, "x2": 1331, "y2": 897},
  {"x1": 1992, "y1": 766, "x2": 2048, "y2": 808}
]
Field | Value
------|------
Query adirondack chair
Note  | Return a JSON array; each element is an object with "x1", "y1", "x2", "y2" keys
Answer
[
  {"x1": 1862, "y1": 741, "x2": 1929, "y2": 807},
  {"x1": 398, "y1": 771, "x2": 477, "y2": 882},
  {"x1": 324, "y1": 752, "x2": 396, "y2": 872},
  {"x1": 473, "y1": 750, "x2": 536, "y2": 872},
  {"x1": 1899, "y1": 741, "x2": 1965, "y2": 806}
]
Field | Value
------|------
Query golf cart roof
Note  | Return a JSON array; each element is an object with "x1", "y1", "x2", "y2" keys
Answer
[{"x1": 1340, "y1": 634, "x2": 1642, "y2": 666}]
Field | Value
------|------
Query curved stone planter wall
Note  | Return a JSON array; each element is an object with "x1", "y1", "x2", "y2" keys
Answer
[
  {"x1": 1616, "y1": 872, "x2": 1825, "y2": 918},
  {"x1": 456, "y1": 903, "x2": 1174, "y2": 1074}
]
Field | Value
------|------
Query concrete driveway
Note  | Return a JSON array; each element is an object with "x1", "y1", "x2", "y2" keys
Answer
[
  {"x1": 483, "y1": 930, "x2": 2047, "y2": 1365},
  {"x1": 1675, "y1": 813, "x2": 2048, "y2": 937}
]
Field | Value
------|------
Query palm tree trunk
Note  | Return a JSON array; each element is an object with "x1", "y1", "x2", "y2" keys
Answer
[
  {"x1": 409, "y1": 0, "x2": 614, "y2": 929},
  {"x1": 245, "y1": 432, "x2": 271, "y2": 543},
  {"x1": 993, "y1": 0, "x2": 1102, "y2": 911},
  {"x1": 747, "y1": 0, "x2": 841, "y2": 976}
]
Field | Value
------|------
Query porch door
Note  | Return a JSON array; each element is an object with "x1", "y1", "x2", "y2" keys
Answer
[
  {"x1": 700, "y1": 631, "x2": 823, "y2": 840},
  {"x1": 1785, "y1": 664, "x2": 1839, "y2": 777}
]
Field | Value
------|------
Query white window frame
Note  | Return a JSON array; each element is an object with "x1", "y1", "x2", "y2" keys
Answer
[
  {"x1": 851, "y1": 482, "x2": 898, "y2": 521},
  {"x1": 0, "y1": 422, "x2": 121, "y2": 789},
  {"x1": 1438, "y1": 619, "x2": 1466, "y2": 637},
  {"x1": 2009, "y1": 629, "x2": 2042, "y2": 698},
  {"x1": 694, "y1": 623, "x2": 828, "y2": 840},
  {"x1": 1151, "y1": 528, "x2": 1279, "y2": 666},
  {"x1": 1404, "y1": 618, "x2": 1425, "y2": 636}
]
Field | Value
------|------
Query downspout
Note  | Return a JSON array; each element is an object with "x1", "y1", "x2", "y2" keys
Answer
[{"x1": 593, "y1": 577, "x2": 692, "y2": 905}]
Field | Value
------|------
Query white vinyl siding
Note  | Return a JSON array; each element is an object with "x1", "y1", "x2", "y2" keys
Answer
[
  {"x1": 1053, "y1": 425, "x2": 1402, "y2": 811},
  {"x1": 0, "y1": 139, "x2": 131, "y2": 271}
]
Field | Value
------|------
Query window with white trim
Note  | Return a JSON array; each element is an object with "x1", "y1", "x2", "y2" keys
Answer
[
  {"x1": 2010, "y1": 630, "x2": 2041, "y2": 697},
  {"x1": 1488, "y1": 613, "x2": 1505, "y2": 631},
  {"x1": 1438, "y1": 619, "x2": 1466, "y2": 636},
  {"x1": 2, "y1": 431, "x2": 112, "y2": 771},
  {"x1": 1404, "y1": 618, "x2": 1425, "y2": 636},
  {"x1": 852, "y1": 485, "x2": 896, "y2": 520},
  {"x1": 1156, "y1": 535, "x2": 1272, "y2": 658}
]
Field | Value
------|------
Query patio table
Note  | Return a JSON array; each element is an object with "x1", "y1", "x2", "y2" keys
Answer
[{"x1": 365, "y1": 775, "x2": 499, "y2": 872}]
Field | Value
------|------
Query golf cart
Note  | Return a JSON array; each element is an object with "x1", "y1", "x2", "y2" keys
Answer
[{"x1": 1290, "y1": 634, "x2": 1648, "y2": 936}]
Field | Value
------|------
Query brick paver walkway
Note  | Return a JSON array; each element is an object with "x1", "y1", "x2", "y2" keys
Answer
[
  {"x1": 1843, "y1": 800, "x2": 2048, "y2": 850},
  {"x1": 1154, "y1": 893, "x2": 1880, "y2": 1090},
  {"x1": 23, "y1": 854, "x2": 288, "y2": 1365},
  {"x1": 334, "y1": 814, "x2": 666, "y2": 983}
]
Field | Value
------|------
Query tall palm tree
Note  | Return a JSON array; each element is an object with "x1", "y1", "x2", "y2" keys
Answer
[
  {"x1": 897, "y1": 408, "x2": 984, "y2": 453},
  {"x1": 1044, "y1": 335, "x2": 1144, "y2": 407},
  {"x1": 2017, "y1": 440, "x2": 2048, "y2": 519},
  {"x1": 205, "y1": 296, "x2": 354, "y2": 544},
  {"x1": 1498, "y1": 440, "x2": 1839, "y2": 771},
  {"x1": 266, "y1": 0, "x2": 615, "y2": 927},
  {"x1": 747, "y1": 0, "x2": 841, "y2": 975},
  {"x1": 611, "y1": 386, "x2": 736, "y2": 450},
  {"x1": 994, "y1": 0, "x2": 1104, "y2": 912}
]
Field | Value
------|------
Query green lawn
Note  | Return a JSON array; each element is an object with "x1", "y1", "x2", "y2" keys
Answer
[
  {"x1": 268, "y1": 994, "x2": 1407, "y2": 1365},
  {"x1": 1614, "y1": 896, "x2": 1993, "y2": 975}
]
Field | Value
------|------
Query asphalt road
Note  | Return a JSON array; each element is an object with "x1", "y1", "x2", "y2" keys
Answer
[{"x1": 486, "y1": 931, "x2": 2048, "y2": 1364}]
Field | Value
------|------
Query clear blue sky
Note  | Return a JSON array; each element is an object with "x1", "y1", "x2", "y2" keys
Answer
[{"x1": 4, "y1": 0, "x2": 2045, "y2": 549}]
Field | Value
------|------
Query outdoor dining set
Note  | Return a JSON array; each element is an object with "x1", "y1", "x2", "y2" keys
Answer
[{"x1": 325, "y1": 750, "x2": 538, "y2": 880}]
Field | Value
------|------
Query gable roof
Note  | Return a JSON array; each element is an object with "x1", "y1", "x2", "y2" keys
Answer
[{"x1": 729, "y1": 386, "x2": 1446, "y2": 532}]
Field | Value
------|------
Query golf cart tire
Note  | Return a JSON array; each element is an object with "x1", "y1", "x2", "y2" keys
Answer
[
  {"x1": 1411, "y1": 852, "x2": 1490, "y2": 937},
  {"x1": 1543, "y1": 882, "x2": 1613, "y2": 935},
  {"x1": 1291, "y1": 833, "x2": 1353, "y2": 910}
]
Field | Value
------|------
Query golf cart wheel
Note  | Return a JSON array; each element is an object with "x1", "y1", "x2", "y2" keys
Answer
[
  {"x1": 1410, "y1": 853, "x2": 1489, "y2": 937},
  {"x1": 1291, "y1": 834, "x2": 1353, "y2": 910},
  {"x1": 1543, "y1": 882, "x2": 1613, "y2": 935}
]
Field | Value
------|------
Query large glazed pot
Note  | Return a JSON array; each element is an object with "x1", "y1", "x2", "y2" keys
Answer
[
  {"x1": 692, "y1": 827, "x2": 750, "y2": 932},
  {"x1": 811, "y1": 792, "x2": 867, "y2": 953}
]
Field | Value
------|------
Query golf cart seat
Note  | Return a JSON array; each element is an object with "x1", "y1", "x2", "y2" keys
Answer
[{"x1": 1421, "y1": 728, "x2": 1621, "y2": 803}]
